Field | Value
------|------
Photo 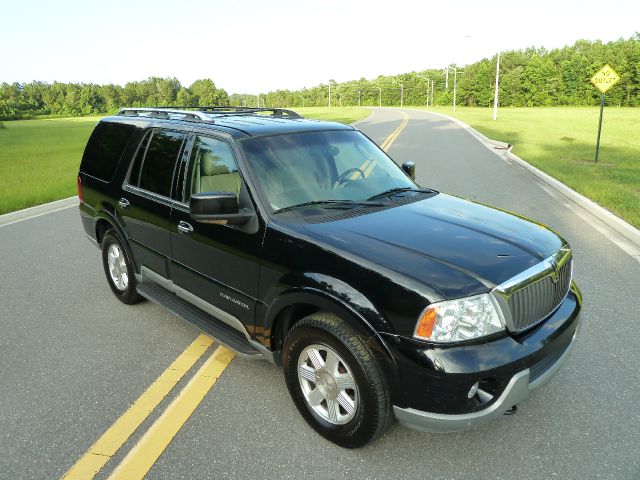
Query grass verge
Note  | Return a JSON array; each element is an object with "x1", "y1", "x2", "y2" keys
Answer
[
  {"x1": 0, "y1": 108, "x2": 371, "y2": 215},
  {"x1": 417, "y1": 106, "x2": 639, "y2": 228}
]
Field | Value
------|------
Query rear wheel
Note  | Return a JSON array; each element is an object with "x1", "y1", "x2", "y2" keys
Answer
[
  {"x1": 101, "y1": 230, "x2": 142, "y2": 305},
  {"x1": 282, "y1": 312, "x2": 392, "y2": 448}
]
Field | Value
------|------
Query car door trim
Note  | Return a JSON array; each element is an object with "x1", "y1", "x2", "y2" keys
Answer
[{"x1": 139, "y1": 266, "x2": 252, "y2": 341}]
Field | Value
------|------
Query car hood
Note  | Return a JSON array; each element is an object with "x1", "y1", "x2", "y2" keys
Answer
[{"x1": 301, "y1": 193, "x2": 564, "y2": 299}]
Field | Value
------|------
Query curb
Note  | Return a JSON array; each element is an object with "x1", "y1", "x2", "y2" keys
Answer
[
  {"x1": 0, "y1": 196, "x2": 78, "y2": 227},
  {"x1": 403, "y1": 108, "x2": 640, "y2": 248}
]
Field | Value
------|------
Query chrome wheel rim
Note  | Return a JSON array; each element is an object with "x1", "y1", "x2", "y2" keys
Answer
[
  {"x1": 107, "y1": 244, "x2": 128, "y2": 291},
  {"x1": 297, "y1": 344, "x2": 359, "y2": 425}
]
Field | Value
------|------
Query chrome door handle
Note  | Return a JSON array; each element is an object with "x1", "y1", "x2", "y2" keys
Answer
[
  {"x1": 118, "y1": 198, "x2": 130, "y2": 209},
  {"x1": 177, "y1": 221, "x2": 194, "y2": 234}
]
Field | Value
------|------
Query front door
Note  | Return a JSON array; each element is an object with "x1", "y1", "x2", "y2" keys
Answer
[{"x1": 169, "y1": 133, "x2": 263, "y2": 335}]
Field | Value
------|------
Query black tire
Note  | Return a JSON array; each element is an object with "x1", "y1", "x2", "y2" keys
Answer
[
  {"x1": 101, "y1": 230, "x2": 142, "y2": 305},
  {"x1": 282, "y1": 312, "x2": 393, "y2": 448}
]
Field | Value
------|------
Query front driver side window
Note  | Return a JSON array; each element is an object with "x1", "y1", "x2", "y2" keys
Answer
[{"x1": 188, "y1": 135, "x2": 240, "y2": 200}]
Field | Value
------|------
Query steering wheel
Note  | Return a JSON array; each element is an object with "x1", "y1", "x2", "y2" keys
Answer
[{"x1": 336, "y1": 168, "x2": 365, "y2": 186}]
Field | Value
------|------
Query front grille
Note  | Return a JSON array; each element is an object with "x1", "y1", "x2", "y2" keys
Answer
[{"x1": 508, "y1": 257, "x2": 572, "y2": 332}]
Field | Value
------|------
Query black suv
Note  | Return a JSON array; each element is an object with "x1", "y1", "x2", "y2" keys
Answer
[{"x1": 78, "y1": 107, "x2": 581, "y2": 448}]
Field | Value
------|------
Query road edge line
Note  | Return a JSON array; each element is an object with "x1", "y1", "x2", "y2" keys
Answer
[
  {"x1": 404, "y1": 108, "x2": 640, "y2": 248},
  {"x1": 350, "y1": 108, "x2": 374, "y2": 126},
  {"x1": 0, "y1": 196, "x2": 78, "y2": 228}
]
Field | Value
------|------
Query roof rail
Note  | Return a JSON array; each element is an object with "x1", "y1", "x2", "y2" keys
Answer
[
  {"x1": 117, "y1": 108, "x2": 211, "y2": 121},
  {"x1": 148, "y1": 106, "x2": 304, "y2": 119}
]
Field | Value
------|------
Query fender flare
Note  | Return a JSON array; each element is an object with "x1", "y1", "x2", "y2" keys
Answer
[
  {"x1": 265, "y1": 287, "x2": 399, "y2": 379},
  {"x1": 94, "y1": 210, "x2": 139, "y2": 274}
]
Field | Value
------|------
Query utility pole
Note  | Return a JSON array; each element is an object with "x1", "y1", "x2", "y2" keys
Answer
[
  {"x1": 377, "y1": 87, "x2": 382, "y2": 107},
  {"x1": 328, "y1": 81, "x2": 331, "y2": 108},
  {"x1": 256, "y1": 94, "x2": 260, "y2": 107},
  {"x1": 445, "y1": 67, "x2": 449, "y2": 92},
  {"x1": 356, "y1": 90, "x2": 361, "y2": 107},
  {"x1": 299, "y1": 96, "x2": 305, "y2": 108},
  {"x1": 493, "y1": 51, "x2": 500, "y2": 120}
]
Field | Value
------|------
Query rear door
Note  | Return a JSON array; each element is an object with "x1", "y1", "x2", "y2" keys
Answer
[
  {"x1": 169, "y1": 132, "x2": 264, "y2": 335},
  {"x1": 119, "y1": 128, "x2": 187, "y2": 277}
]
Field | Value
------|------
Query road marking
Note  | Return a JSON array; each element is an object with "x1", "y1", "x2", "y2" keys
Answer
[
  {"x1": 380, "y1": 111, "x2": 409, "y2": 152},
  {"x1": 0, "y1": 197, "x2": 78, "y2": 228},
  {"x1": 107, "y1": 345, "x2": 235, "y2": 480},
  {"x1": 353, "y1": 112, "x2": 409, "y2": 180},
  {"x1": 61, "y1": 334, "x2": 214, "y2": 480}
]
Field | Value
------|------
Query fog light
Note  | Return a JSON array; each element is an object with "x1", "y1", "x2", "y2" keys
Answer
[{"x1": 468, "y1": 381, "x2": 479, "y2": 398}]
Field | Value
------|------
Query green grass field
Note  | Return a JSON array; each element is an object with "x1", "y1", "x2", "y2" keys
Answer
[
  {"x1": 0, "y1": 116, "x2": 102, "y2": 215},
  {"x1": 420, "y1": 106, "x2": 640, "y2": 228},
  {"x1": 0, "y1": 108, "x2": 371, "y2": 215},
  {"x1": 293, "y1": 107, "x2": 371, "y2": 124}
]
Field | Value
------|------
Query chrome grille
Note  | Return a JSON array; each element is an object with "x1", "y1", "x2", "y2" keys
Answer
[
  {"x1": 507, "y1": 258, "x2": 572, "y2": 331},
  {"x1": 492, "y1": 246, "x2": 573, "y2": 333}
]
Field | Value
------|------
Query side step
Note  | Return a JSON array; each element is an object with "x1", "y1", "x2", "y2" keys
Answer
[{"x1": 137, "y1": 282, "x2": 263, "y2": 359}]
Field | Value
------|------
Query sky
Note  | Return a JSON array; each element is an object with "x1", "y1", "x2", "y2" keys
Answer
[{"x1": 1, "y1": 0, "x2": 638, "y2": 94}]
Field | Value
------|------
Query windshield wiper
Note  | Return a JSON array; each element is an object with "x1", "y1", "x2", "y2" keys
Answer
[
  {"x1": 366, "y1": 187, "x2": 432, "y2": 201},
  {"x1": 273, "y1": 199, "x2": 385, "y2": 214}
]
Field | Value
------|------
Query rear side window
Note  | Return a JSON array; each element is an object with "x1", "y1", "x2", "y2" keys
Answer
[
  {"x1": 131, "y1": 130, "x2": 186, "y2": 197},
  {"x1": 81, "y1": 122, "x2": 136, "y2": 181}
]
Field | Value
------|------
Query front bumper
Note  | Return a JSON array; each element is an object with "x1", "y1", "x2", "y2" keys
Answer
[
  {"x1": 384, "y1": 282, "x2": 582, "y2": 432},
  {"x1": 393, "y1": 320, "x2": 580, "y2": 432}
]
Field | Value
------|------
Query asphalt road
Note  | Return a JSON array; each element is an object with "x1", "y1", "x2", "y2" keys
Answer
[{"x1": 1, "y1": 108, "x2": 638, "y2": 480}]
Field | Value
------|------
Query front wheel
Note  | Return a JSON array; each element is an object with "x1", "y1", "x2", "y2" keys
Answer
[
  {"x1": 101, "y1": 230, "x2": 142, "y2": 305},
  {"x1": 282, "y1": 312, "x2": 392, "y2": 448}
]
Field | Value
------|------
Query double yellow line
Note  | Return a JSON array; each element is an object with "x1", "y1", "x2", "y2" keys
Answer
[
  {"x1": 62, "y1": 334, "x2": 234, "y2": 480},
  {"x1": 380, "y1": 111, "x2": 409, "y2": 152},
  {"x1": 356, "y1": 111, "x2": 410, "y2": 179}
]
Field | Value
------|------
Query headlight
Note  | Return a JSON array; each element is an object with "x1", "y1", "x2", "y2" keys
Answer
[{"x1": 414, "y1": 293, "x2": 505, "y2": 343}]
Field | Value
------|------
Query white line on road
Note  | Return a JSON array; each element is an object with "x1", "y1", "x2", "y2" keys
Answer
[{"x1": 0, "y1": 197, "x2": 78, "y2": 228}]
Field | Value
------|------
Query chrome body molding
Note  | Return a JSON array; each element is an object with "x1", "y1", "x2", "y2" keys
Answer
[{"x1": 491, "y1": 245, "x2": 573, "y2": 333}]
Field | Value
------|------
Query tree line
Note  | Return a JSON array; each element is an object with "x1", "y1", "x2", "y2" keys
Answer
[
  {"x1": 0, "y1": 78, "x2": 229, "y2": 120},
  {"x1": 232, "y1": 35, "x2": 640, "y2": 109},
  {"x1": 1, "y1": 35, "x2": 638, "y2": 120}
]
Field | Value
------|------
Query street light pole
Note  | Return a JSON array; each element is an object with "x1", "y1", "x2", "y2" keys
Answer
[
  {"x1": 328, "y1": 81, "x2": 331, "y2": 108},
  {"x1": 453, "y1": 67, "x2": 458, "y2": 112},
  {"x1": 431, "y1": 80, "x2": 434, "y2": 106},
  {"x1": 445, "y1": 67, "x2": 449, "y2": 92},
  {"x1": 356, "y1": 90, "x2": 361, "y2": 107},
  {"x1": 493, "y1": 51, "x2": 500, "y2": 120},
  {"x1": 377, "y1": 87, "x2": 382, "y2": 107}
]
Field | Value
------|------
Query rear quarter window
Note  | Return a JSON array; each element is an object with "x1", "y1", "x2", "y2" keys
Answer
[{"x1": 80, "y1": 121, "x2": 136, "y2": 181}]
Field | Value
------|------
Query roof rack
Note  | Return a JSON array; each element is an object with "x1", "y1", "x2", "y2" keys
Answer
[
  {"x1": 122, "y1": 106, "x2": 303, "y2": 119},
  {"x1": 117, "y1": 108, "x2": 211, "y2": 121}
]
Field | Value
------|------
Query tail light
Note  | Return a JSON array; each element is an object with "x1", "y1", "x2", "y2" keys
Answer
[{"x1": 77, "y1": 175, "x2": 84, "y2": 203}]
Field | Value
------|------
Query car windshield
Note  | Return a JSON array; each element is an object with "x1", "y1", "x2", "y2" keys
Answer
[{"x1": 240, "y1": 130, "x2": 416, "y2": 212}]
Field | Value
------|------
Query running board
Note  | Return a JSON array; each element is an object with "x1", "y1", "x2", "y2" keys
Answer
[{"x1": 137, "y1": 282, "x2": 263, "y2": 359}]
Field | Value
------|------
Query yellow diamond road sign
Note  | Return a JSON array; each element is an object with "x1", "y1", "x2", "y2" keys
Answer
[{"x1": 591, "y1": 64, "x2": 620, "y2": 93}]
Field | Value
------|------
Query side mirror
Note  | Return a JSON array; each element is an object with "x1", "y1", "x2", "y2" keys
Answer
[
  {"x1": 189, "y1": 192, "x2": 253, "y2": 225},
  {"x1": 401, "y1": 161, "x2": 415, "y2": 180}
]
